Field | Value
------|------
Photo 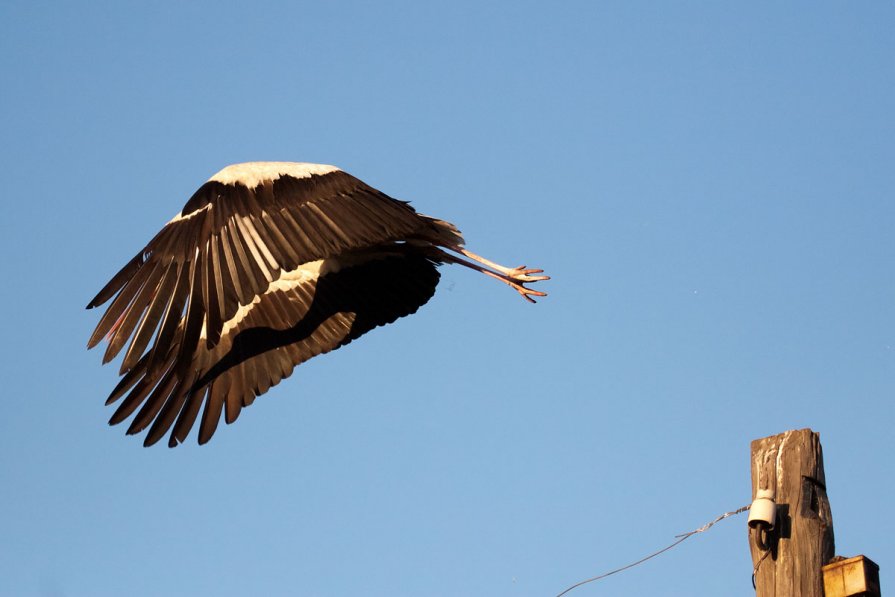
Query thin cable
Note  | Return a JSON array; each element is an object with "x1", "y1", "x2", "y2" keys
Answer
[
  {"x1": 555, "y1": 504, "x2": 750, "y2": 597},
  {"x1": 751, "y1": 547, "x2": 772, "y2": 588}
]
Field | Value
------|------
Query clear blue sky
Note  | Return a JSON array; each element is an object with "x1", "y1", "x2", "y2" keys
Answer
[{"x1": 1, "y1": 2, "x2": 892, "y2": 595}]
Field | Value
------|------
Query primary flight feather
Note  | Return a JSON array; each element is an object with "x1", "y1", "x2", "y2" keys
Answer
[{"x1": 87, "y1": 162, "x2": 548, "y2": 447}]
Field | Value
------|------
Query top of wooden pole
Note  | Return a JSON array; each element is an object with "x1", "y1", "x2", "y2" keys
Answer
[{"x1": 749, "y1": 428, "x2": 835, "y2": 597}]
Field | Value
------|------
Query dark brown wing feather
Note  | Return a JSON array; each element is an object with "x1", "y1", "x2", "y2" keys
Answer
[
  {"x1": 87, "y1": 170, "x2": 433, "y2": 383},
  {"x1": 109, "y1": 250, "x2": 440, "y2": 447}
]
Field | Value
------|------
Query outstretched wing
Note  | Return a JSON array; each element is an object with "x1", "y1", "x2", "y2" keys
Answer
[
  {"x1": 86, "y1": 165, "x2": 430, "y2": 382},
  {"x1": 105, "y1": 250, "x2": 441, "y2": 447}
]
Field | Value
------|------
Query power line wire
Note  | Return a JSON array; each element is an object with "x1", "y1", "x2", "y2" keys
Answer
[{"x1": 555, "y1": 504, "x2": 750, "y2": 597}]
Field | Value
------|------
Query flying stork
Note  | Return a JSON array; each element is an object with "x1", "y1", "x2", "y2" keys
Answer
[{"x1": 87, "y1": 162, "x2": 548, "y2": 447}]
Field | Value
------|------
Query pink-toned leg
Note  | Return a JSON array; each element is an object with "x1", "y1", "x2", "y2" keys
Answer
[
  {"x1": 458, "y1": 248, "x2": 549, "y2": 287},
  {"x1": 439, "y1": 248, "x2": 549, "y2": 303}
]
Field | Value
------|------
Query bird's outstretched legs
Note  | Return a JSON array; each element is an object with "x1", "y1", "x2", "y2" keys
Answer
[{"x1": 438, "y1": 246, "x2": 549, "y2": 303}]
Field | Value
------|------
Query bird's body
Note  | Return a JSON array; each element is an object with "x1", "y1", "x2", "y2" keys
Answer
[{"x1": 87, "y1": 162, "x2": 547, "y2": 447}]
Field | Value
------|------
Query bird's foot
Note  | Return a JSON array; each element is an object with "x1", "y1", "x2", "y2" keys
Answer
[
  {"x1": 439, "y1": 247, "x2": 550, "y2": 303},
  {"x1": 482, "y1": 266, "x2": 549, "y2": 303},
  {"x1": 504, "y1": 266, "x2": 549, "y2": 303}
]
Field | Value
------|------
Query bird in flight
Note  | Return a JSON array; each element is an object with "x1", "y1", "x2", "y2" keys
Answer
[{"x1": 87, "y1": 162, "x2": 548, "y2": 447}]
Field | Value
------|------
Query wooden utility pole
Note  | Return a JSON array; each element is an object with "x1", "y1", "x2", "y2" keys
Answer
[{"x1": 749, "y1": 428, "x2": 835, "y2": 596}]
